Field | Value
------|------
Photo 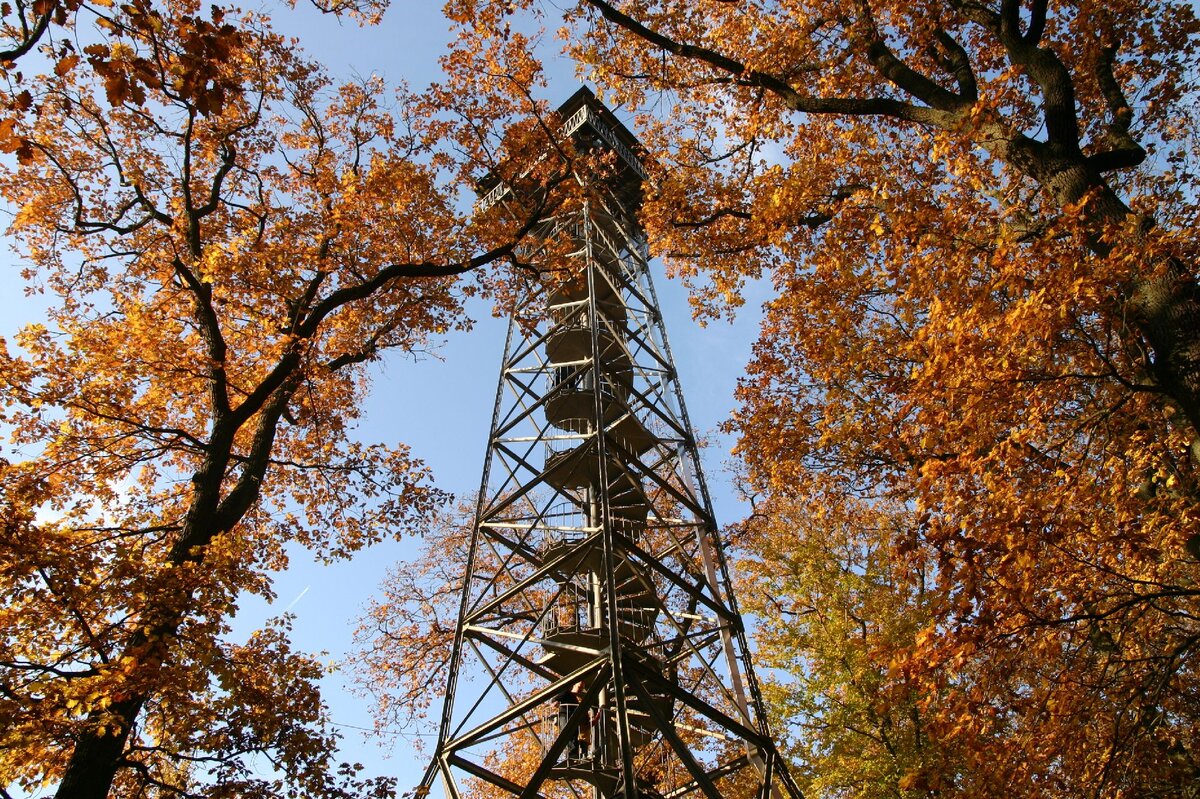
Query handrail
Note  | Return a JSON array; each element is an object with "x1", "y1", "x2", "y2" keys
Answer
[{"x1": 478, "y1": 101, "x2": 646, "y2": 212}]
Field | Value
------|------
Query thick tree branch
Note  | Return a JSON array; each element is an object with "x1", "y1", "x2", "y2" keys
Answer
[
  {"x1": 205, "y1": 385, "x2": 296, "y2": 547},
  {"x1": 180, "y1": 107, "x2": 202, "y2": 255},
  {"x1": 856, "y1": 3, "x2": 971, "y2": 113},
  {"x1": 297, "y1": 171, "x2": 572, "y2": 341},
  {"x1": 171, "y1": 256, "x2": 232, "y2": 417},
  {"x1": 231, "y1": 168, "x2": 572, "y2": 435},
  {"x1": 933, "y1": 28, "x2": 978, "y2": 102},
  {"x1": 1088, "y1": 43, "x2": 1146, "y2": 173},
  {"x1": 989, "y1": 0, "x2": 1082, "y2": 154},
  {"x1": 0, "y1": 5, "x2": 53, "y2": 62},
  {"x1": 1025, "y1": 0, "x2": 1049, "y2": 46},
  {"x1": 581, "y1": 0, "x2": 954, "y2": 127},
  {"x1": 193, "y1": 141, "x2": 238, "y2": 217}
]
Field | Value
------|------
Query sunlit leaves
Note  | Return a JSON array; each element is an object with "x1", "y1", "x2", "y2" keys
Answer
[
  {"x1": 444, "y1": 0, "x2": 1200, "y2": 794},
  {"x1": 0, "y1": 2, "x2": 546, "y2": 795}
]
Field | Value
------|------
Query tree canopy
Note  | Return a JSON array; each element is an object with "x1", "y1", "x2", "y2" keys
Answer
[
  {"x1": 0, "y1": 2, "x2": 582, "y2": 796},
  {"x1": 3, "y1": 0, "x2": 1200, "y2": 797}
]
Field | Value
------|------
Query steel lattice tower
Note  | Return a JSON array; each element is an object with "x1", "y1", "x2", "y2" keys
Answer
[{"x1": 418, "y1": 88, "x2": 802, "y2": 799}]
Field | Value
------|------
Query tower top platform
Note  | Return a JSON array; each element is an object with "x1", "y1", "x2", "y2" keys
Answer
[
  {"x1": 554, "y1": 86, "x2": 647, "y2": 181},
  {"x1": 477, "y1": 86, "x2": 647, "y2": 211}
]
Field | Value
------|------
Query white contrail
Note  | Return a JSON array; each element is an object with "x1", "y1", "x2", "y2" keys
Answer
[{"x1": 283, "y1": 585, "x2": 311, "y2": 613}]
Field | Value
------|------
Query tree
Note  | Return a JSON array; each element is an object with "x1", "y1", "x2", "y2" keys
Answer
[
  {"x1": 735, "y1": 495, "x2": 966, "y2": 797},
  {"x1": 354, "y1": 502, "x2": 470, "y2": 738},
  {"x1": 0, "y1": 3, "x2": 576, "y2": 796},
  {"x1": 571, "y1": 0, "x2": 1200, "y2": 433},
  {"x1": 0, "y1": 0, "x2": 392, "y2": 164},
  {"x1": 441, "y1": 1, "x2": 1200, "y2": 794}
]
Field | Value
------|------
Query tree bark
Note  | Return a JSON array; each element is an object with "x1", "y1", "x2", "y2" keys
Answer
[
  {"x1": 54, "y1": 388, "x2": 292, "y2": 797},
  {"x1": 1129, "y1": 264, "x2": 1200, "y2": 439},
  {"x1": 53, "y1": 698, "x2": 146, "y2": 799},
  {"x1": 1033, "y1": 160, "x2": 1200, "y2": 442}
]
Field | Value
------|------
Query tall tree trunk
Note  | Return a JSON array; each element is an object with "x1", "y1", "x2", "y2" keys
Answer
[
  {"x1": 1129, "y1": 263, "x2": 1200, "y2": 441},
  {"x1": 52, "y1": 389, "x2": 292, "y2": 797},
  {"x1": 1043, "y1": 162, "x2": 1200, "y2": 443},
  {"x1": 54, "y1": 697, "x2": 146, "y2": 799}
]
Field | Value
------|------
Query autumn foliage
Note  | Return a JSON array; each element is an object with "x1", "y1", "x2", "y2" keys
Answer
[
  {"x1": 4, "y1": 0, "x2": 1200, "y2": 798},
  {"x1": 432, "y1": 0, "x2": 1200, "y2": 796},
  {"x1": 0, "y1": 2, "x2": 581, "y2": 796}
]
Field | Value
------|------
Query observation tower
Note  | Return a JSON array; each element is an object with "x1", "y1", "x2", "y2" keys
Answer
[{"x1": 419, "y1": 87, "x2": 801, "y2": 799}]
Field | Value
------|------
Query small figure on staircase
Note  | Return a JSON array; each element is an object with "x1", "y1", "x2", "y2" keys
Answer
[{"x1": 556, "y1": 680, "x2": 594, "y2": 763}]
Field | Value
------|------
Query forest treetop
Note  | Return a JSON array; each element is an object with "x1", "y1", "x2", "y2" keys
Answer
[{"x1": 2, "y1": 0, "x2": 1199, "y2": 797}]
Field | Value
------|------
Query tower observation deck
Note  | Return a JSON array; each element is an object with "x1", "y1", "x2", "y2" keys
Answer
[{"x1": 418, "y1": 87, "x2": 802, "y2": 799}]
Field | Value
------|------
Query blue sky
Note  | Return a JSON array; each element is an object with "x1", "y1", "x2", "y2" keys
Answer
[{"x1": 0, "y1": 2, "x2": 769, "y2": 791}]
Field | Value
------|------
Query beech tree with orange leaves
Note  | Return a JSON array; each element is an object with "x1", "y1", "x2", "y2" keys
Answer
[
  {"x1": 0, "y1": 0, "x2": 393, "y2": 163},
  {"x1": 0, "y1": 3, "x2": 580, "y2": 797},
  {"x1": 436, "y1": 1, "x2": 1200, "y2": 795}
]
